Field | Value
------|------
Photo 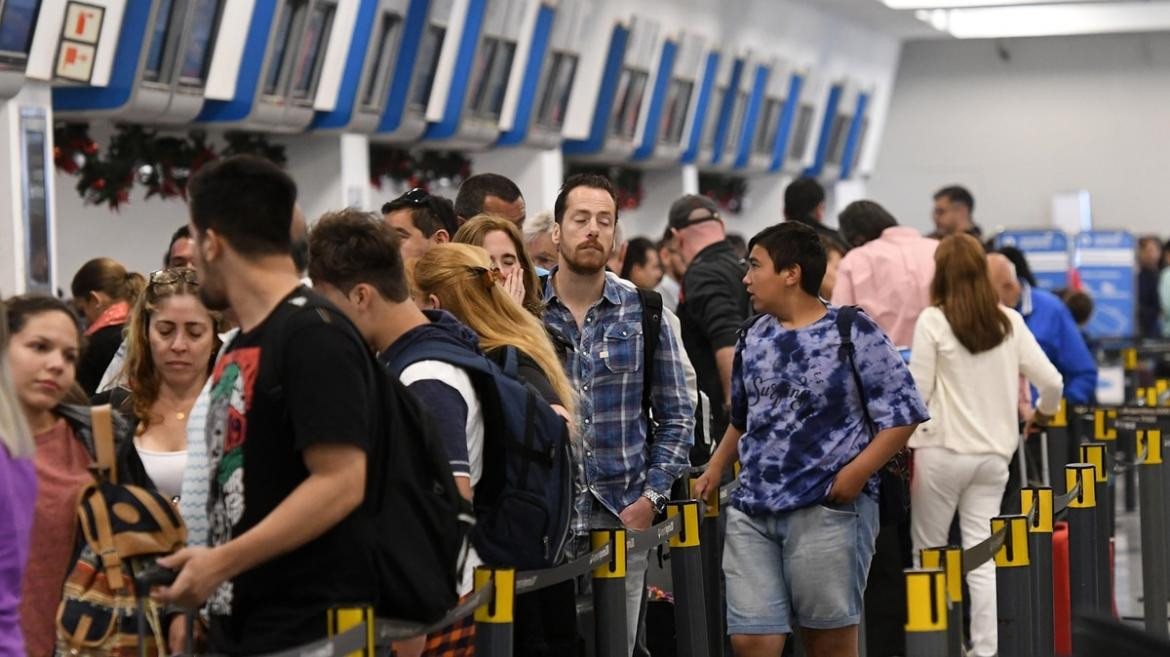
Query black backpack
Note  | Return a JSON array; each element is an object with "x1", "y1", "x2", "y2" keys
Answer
[
  {"x1": 385, "y1": 343, "x2": 574, "y2": 569},
  {"x1": 259, "y1": 294, "x2": 471, "y2": 623}
]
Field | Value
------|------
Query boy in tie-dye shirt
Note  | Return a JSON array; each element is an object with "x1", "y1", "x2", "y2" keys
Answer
[{"x1": 694, "y1": 222, "x2": 927, "y2": 656}]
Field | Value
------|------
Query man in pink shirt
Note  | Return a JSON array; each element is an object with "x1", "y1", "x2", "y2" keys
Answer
[{"x1": 831, "y1": 200, "x2": 938, "y2": 347}]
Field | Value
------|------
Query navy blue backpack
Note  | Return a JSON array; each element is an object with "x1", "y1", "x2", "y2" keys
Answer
[{"x1": 386, "y1": 343, "x2": 574, "y2": 569}]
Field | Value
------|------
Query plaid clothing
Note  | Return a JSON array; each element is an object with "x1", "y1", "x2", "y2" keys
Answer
[
  {"x1": 543, "y1": 270, "x2": 695, "y2": 538},
  {"x1": 421, "y1": 608, "x2": 475, "y2": 657}
]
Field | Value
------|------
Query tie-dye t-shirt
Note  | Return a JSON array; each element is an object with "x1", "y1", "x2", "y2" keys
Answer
[{"x1": 729, "y1": 305, "x2": 929, "y2": 515}]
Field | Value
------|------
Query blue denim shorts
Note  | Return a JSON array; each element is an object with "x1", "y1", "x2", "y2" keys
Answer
[{"x1": 723, "y1": 494, "x2": 879, "y2": 635}]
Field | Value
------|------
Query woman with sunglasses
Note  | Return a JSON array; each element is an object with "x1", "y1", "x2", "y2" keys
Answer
[{"x1": 94, "y1": 268, "x2": 222, "y2": 500}]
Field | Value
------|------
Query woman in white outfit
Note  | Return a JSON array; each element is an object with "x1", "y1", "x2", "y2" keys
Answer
[{"x1": 908, "y1": 234, "x2": 1063, "y2": 657}]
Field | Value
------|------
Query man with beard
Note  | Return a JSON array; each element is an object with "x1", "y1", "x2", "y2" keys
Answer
[
  {"x1": 542, "y1": 173, "x2": 695, "y2": 656},
  {"x1": 152, "y1": 156, "x2": 377, "y2": 655}
]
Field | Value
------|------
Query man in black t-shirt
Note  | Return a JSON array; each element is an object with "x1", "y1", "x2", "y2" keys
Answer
[
  {"x1": 670, "y1": 195, "x2": 750, "y2": 443},
  {"x1": 154, "y1": 156, "x2": 376, "y2": 656}
]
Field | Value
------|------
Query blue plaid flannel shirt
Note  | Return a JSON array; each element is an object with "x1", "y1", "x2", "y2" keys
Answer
[{"x1": 543, "y1": 270, "x2": 695, "y2": 538}]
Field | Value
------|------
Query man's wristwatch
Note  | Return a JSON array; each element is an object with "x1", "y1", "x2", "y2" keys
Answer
[{"x1": 642, "y1": 490, "x2": 669, "y2": 514}]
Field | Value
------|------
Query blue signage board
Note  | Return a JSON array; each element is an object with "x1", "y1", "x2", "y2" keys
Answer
[
  {"x1": 995, "y1": 230, "x2": 1070, "y2": 291},
  {"x1": 1074, "y1": 231, "x2": 1135, "y2": 339}
]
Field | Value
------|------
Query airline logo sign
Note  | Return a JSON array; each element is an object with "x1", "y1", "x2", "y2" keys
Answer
[
  {"x1": 997, "y1": 230, "x2": 1070, "y2": 291},
  {"x1": 55, "y1": 2, "x2": 105, "y2": 82},
  {"x1": 1074, "y1": 230, "x2": 1136, "y2": 339}
]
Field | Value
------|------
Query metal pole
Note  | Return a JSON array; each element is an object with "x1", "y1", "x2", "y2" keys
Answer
[
  {"x1": 919, "y1": 546, "x2": 963, "y2": 657},
  {"x1": 1066, "y1": 464, "x2": 1101, "y2": 620},
  {"x1": 1080, "y1": 442, "x2": 1113, "y2": 613},
  {"x1": 667, "y1": 500, "x2": 710, "y2": 657},
  {"x1": 592, "y1": 529, "x2": 629, "y2": 657},
  {"x1": 993, "y1": 514, "x2": 1033, "y2": 657},
  {"x1": 904, "y1": 568, "x2": 948, "y2": 657},
  {"x1": 474, "y1": 568, "x2": 515, "y2": 657},
  {"x1": 691, "y1": 478, "x2": 725, "y2": 657},
  {"x1": 1138, "y1": 428, "x2": 1169, "y2": 638},
  {"x1": 1021, "y1": 487, "x2": 1055, "y2": 657}
]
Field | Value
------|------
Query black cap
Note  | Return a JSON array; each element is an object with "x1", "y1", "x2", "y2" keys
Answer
[{"x1": 668, "y1": 194, "x2": 721, "y2": 230}]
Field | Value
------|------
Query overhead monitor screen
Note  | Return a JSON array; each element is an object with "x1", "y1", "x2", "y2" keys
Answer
[
  {"x1": 723, "y1": 90, "x2": 748, "y2": 154},
  {"x1": 0, "y1": 0, "x2": 41, "y2": 55},
  {"x1": 469, "y1": 37, "x2": 515, "y2": 119},
  {"x1": 290, "y1": 1, "x2": 336, "y2": 98},
  {"x1": 361, "y1": 11, "x2": 402, "y2": 108},
  {"x1": 825, "y1": 113, "x2": 851, "y2": 166},
  {"x1": 702, "y1": 87, "x2": 725, "y2": 150},
  {"x1": 179, "y1": 0, "x2": 223, "y2": 84},
  {"x1": 660, "y1": 78, "x2": 693, "y2": 146},
  {"x1": 849, "y1": 118, "x2": 869, "y2": 173},
  {"x1": 410, "y1": 24, "x2": 445, "y2": 110},
  {"x1": 753, "y1": 97, "x2": 782, "y2": 155},
  {"x1": 610, "y1": 68, "x2": 648, "y2": 140},
  {"x1": 143, "y1": 0, "x2": 177, "y2": 82},
  {"x1": 788, "y1": 103, "x2": 814, "y2": 160},
  {"x1": 264, "y1": 0, "x2": 306, "y2": 95},
  {"x1": 535, "y1": 51, "x2": 576, "y2": 130}
]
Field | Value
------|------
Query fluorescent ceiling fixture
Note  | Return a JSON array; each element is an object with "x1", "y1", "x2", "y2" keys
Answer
[
  {"x1": 913, "y1": 2, "x2": 1170, "y2": 38},
  {"x1": 884, "y1": 0, "x2": 1101, "y2": 8}
]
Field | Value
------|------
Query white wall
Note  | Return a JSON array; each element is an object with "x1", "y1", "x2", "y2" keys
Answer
[{"x1": 868, "y1": 32, "x2": 1170, "y2": 237}]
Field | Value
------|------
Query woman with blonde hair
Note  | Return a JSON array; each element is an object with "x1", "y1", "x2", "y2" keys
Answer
[
  {"x1": 413, "y1": 242, "x2": 573, "y2": 420},
  {"x1": 908, "y1": 234, "x2": 1063, "y2": 657},
  {"x1": 71, "y1": 257, "x2": 146, "y2": 394},
  {"x1": 452, "y1": 215, "x2": 545, "y2": 316},
  {"x1": 0, "y1": 300, "x2": 35, "y2": 656}
]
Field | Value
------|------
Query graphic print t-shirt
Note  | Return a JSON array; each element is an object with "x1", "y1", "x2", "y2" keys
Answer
[
  {"x1": 729, "y1": 305, "x2": 929, "y2": 516},
  {"x1": 204, "y1": 288, "x2": 375, "y2": 655}
]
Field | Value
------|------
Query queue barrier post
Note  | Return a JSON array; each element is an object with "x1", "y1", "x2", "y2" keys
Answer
[
  {"x1": 993, "y1": 515, "x2": 1033, "y2": 657},
  {"x1": 904, "y1": 568, "x2": 948, "y2": 657},
  {"x1": 1079, "y1": 441, "x2": 1113, "y2": 612},
  {"x1": 473, "y1": 567, "x2": 515, "y2": 657},
  {"x1": 1021, "y1": 487, "x2": 1055, "y2": 657},
  {"x1": 592, "y1": 528, "x2": 629, "y2": 657},
  {"x1": 327, "y1": 606, "x2": 374, "y2": 657},
  {"x1": 1065, "y1": 464, "x2": 1101, "y2": 619},
  {"x1": 919, "y1": 547, "x2": 963, "y2": 657},
  {"x1": 1137, "y1": 428, "x2": 1170, "y2": 638},
  {"x1": 1046, "y1": 401, "x2": 1070, "y2": 487},
  {"x1": 691, "y1": 478, "x2": 725, "y2": 657},
  {"x1": 667, "y1": 500, "x2": 711, "y2": 657}
]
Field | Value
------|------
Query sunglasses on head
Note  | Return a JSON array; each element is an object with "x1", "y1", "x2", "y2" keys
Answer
[{"x1": 148, "y1": 268, "x2": 198, "y2": 289}]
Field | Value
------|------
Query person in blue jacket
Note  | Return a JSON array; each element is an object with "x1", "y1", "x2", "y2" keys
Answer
[{"x1": 988, "y1": 248, "x2": 1097, "y2": 404}]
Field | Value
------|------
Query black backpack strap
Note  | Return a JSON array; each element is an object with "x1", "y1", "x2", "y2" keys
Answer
[
  {"x1": 836, "y1": 305, "x2": 875, "y2": 435},
  {"x1": 637, "y1": 288, "x2": 663, "y2": 426}
]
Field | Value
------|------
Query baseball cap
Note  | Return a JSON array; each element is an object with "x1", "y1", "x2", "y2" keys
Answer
[{"x1": 668, "y1": 194, "x2": 722, "y2": 231}]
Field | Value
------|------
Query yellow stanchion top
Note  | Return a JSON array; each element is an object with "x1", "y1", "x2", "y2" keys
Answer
[
  {"x1": 1080, "y1": 443, "x2": 1108, "y2": 482},
  {"x1": 1138, "y1": 429, "x2": 1163, "y2": 465},
  {"x1": 992, "y1": 516, "x2": 1031, "y2": 567},
  {"x1": 1066, "y1": 465, "x2": 1097, "y2": 509},
  {"x1": 592, "y1": 529, "x2": 627, "y2": 579},
  {"x1": 328, "y1": 606, "x2": 374, "y2": 657},
  {"x1": 920, "y1": 547, "x2": 963, "y2": 603},
  {"x1": 1050, "y1": 399, "x2": 1068, "y2": 428},
  {"x1": 1020, "y1": 487, "x2": 1054, "y2": 533},
  {"x1": 474, "y1": 567, "x2": 515, "y2": 624},
  {"x1": 904, "y1": 569, "x2": 947, "y2": 633},
  {"x1": 1158, "y1": 380, "x2": 1169, "y2": 407},
  {"x1": 667, "y1": 501, "x2": 702, "y2": 548},
  {"x1": 1123, "y1": 348, "x2": 1138, "y2": 371},
  {"x1": 1093, "y1": 409, "x2": 1117, "y2": 441}
]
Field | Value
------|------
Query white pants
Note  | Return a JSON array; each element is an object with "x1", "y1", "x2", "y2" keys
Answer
[{"x1": 910, "y1": 447, "x2": 1010, "y2": 657}]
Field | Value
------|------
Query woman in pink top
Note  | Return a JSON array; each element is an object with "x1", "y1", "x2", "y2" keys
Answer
[
  {"x1": 4, "y1": 296, "x2": 153, "y2": 657},
  {"x1": 0, "y1": 300, "x2": 35, "y2": 657}
]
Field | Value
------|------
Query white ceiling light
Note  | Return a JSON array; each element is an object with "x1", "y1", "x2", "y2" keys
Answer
[
  {"x1": 883, "y1": 0, "x2": 1102, "y2": 8},
  {"x1": 911, "y1": 2, "x2": 1170, "y2": 38}
]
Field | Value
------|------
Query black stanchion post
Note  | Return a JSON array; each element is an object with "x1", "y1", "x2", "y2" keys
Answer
[
  {"x1": 919, "y1": 546, "x2": 963, "y2": 657},
  {"x1": 474, "y1": 567, "x2": 515, "y2": 657},
  {"x1": 1137, "y1": 427, "x2": 1169, "y2": 638},
  {"x1": 1021, "y1": 487, "x2": 1055, "y2": 657},
  {"x1": 904, "y1": 568, "x2": 948, "y2": 657},
  {"x1": 667, "y1": 500, "x2": 710, "y2": 657},
  {"x1": 691, "y1": 479, "x2": 724, "y2": 657},
  {"x1": 1066, "y1": 463, "x2": 1100, "y2": 619},
  {"x1": 993, "y1": 514, "x2": 1033, "y2": 657},
  {"x1": 592, "y1": 528, "x2": 629, "y2": 657},
  {"x1": 1080, "y1": 441, "x2": 1113, "y2": 612},
  {"x1": 1046, "y1": 400, "x2": 1070, "y2": 488}
]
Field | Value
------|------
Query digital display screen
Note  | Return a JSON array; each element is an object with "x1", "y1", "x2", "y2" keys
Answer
[
  {"x1": 290, "y1": 1, "x2": 335, "y2": 98},
  {"x1": 0, "y1": 0, "x2": 41, "y2": 54},
  {"x1": 661, "y1": 78, "x2": 693, "y2": 146},
  {"x1": 179, "y1": 0, "x2": 222, "y2": 83},
  {"x1": 361, "y1": 11, "x2": 401, "y2": 108},
  {"x1": 22, "y1": 112, "x2": 50, "y2": 293},
  {"x1": 410, "y1": 24, "x2": 444, "y2": 110},
  {"x1": 143, "y1": 0, "x2": 176, "y2": 81},
  {"x1": 535, "y1": 51, "x2": 576, "y2": 130}
]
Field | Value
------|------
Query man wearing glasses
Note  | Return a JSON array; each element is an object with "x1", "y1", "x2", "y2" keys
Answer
[{"x1": 381, "y1": 188, "x2": 460, "y2": 260}]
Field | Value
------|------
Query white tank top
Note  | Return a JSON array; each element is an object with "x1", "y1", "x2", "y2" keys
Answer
[{"x1": 136, "y1": 447, "x2": 188, "y2": 500}]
